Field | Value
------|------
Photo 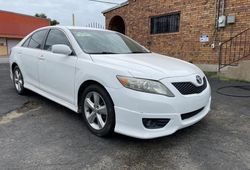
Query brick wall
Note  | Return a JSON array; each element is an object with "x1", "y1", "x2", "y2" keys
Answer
[{"x1": 104, "y1": 0, "x2": 250, "y2": 65}]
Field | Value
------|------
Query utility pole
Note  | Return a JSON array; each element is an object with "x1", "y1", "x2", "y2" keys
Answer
[{"x1": 72, "y1": 13, "x2": 75, "y2": 26}]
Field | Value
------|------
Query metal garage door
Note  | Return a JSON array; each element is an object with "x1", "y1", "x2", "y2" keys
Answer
[{"x1": 7, "y1": 39, "x2": 20, "y2": 54}]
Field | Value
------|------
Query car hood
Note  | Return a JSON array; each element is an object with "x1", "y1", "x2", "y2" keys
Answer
[{"x1": 90, "y1": 53, "x2": 203, "y2": 80}]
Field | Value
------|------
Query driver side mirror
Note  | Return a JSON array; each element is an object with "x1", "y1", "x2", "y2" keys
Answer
[{"x1": 52, "y1": 44, "x2": 72, "y2": 56}]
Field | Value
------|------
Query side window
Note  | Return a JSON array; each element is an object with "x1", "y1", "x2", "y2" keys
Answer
[
  {"x1": 44, "y1": 29, "x2": 71, "y2": 51},
  {"x1": 28, "y1": 30, "x2": 47, "y2": 49},
  {"x1": 22, "y1": 37, "x2": 31, "y2": 47}
]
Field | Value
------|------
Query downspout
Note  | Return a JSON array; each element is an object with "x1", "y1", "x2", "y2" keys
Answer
[
  {"x1": 220, "y1": 0, "x2": 225, "y2": 16},
  {"x1": 214, "y1": 0, "x2": 221, "y2": 71},
  {"x1": 216, "y1": 0, "x2": 226, "y2": 71},
  {"x1": 5, "y1": 38, "x2": 8, "y2": 56}
]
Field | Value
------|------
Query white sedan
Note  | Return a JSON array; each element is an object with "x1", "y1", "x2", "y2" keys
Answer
[{"x1": 9, "y1": 26, "x2": 211, "y2": 139}]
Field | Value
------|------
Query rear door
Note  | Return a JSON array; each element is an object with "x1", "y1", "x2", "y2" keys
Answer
[
  {"x1": 38, "y1": 29, "x2": 77, "y2": 104},
  {"x1": 20, "y1": 29, "x2": 48, "y2": 88}
]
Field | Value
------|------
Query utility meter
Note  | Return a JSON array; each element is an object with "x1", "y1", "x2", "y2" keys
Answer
[{"x1": 218, "y1": 15, "x2": 226, "y2": 28}]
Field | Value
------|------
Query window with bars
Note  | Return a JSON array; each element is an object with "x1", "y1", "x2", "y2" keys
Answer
[{"x1": 151, "y1": 13, "x2": 180, "y2": 34}]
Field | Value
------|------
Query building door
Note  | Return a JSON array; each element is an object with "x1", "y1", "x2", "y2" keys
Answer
[{"x1": 7, "y1": 39, "x2": 20, "y2": 54}]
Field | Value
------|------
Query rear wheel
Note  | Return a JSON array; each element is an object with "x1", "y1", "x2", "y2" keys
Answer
[
  {"x1": 80, "y1": 84, "x2": 115, "y2": 137},
  {"x1": 13, "y1": 66, "x2": 26, "y2": 95}
]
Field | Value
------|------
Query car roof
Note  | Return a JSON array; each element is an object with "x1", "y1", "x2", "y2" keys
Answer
[{"x1": 38, "y1": 25, "x2": 113, "y2": 33}]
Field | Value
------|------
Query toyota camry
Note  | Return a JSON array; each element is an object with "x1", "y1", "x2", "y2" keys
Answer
[{"x1": 9, "y1": 26, "x2": 211, "y2": 139}]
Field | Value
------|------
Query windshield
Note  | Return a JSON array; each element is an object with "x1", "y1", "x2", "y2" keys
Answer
[{"x1": 70, "y1": 29, "x2": 150, "y2": 54}]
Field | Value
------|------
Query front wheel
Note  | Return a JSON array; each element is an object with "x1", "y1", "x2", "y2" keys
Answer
[
  {"x1": 13, "y1": 66, "x2": 26, "y2": 95},
  {"x1": 80, "y1": 85, "x2": 115, "y2": 137}
]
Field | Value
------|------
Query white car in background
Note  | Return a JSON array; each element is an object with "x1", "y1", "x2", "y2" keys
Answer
[{"x1": 9, "y1": 26, "x2": 211, "y2": 139}]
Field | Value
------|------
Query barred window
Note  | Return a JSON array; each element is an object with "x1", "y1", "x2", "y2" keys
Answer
[{"x1": 151, "y1": 13, "x2": 180, "y2": 34}]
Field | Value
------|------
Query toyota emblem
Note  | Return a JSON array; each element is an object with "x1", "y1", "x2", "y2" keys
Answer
[{"x1": 196, "y1": 75, "x2": 202, "y2": 84}]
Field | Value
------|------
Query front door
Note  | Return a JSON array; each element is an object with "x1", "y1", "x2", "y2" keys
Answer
[{"x1": 38, "y1": 29, "x2": 77, "y2": 105}]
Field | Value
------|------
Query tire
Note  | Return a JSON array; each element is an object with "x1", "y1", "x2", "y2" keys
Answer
[
  {"x1": 80, "y1": 84, "x2": 115, "y2": 137},
  {"x1": 13, "y1": 65, "x2": 26, "y2": 95}
]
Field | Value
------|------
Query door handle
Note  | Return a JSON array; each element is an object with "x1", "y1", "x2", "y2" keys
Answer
[{"x1": 38, "y1": 55, "x2": 45, "y2": 61}]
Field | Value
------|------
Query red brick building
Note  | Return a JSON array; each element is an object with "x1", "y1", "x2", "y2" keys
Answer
[
  {"x1": 0, "y1": 10, "x2": 50, "y2": 56},
  {"x1": 103, "y1": 0, "x2": 250, "y2": 71}
]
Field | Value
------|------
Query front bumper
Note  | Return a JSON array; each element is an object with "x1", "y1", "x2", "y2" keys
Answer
[
  {"x1": 113, "y1": 97, "x2": 210, "y2": 139},
  {"x1": 106, "y1": 74, "x2": 211, "y2": 139}
]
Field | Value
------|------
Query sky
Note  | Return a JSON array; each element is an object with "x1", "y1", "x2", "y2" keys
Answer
[{"x1": 0, "y1": 0, "x2": 126, "y2": 27}]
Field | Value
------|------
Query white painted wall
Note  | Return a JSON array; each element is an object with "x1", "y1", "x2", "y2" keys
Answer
[{"x1": 7, "y1": 39, "x2": 20, "y2": 54}]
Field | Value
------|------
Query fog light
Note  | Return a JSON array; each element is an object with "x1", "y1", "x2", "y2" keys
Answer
[{"x1": 142, "y1": 118, "x2": 170, "y2": 129}]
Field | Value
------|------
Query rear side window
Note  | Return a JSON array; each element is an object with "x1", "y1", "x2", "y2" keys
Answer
[
  {"x1": 44, "y1": 29, "x2": 71, "y2": 51},
  {"x1": 28, "y1": 30, "x2": 47, "y2": 49},
  {"x1": 22, "y1": 37, "x2": 31, "y2": 47}
]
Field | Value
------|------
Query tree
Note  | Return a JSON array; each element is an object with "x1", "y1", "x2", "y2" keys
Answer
[
  {"x1": 35, "y1": 13, "x2": 60, "y2": 26},
  {"x1": 50, "y1": 19, "x2": 60, "y2": 26}
]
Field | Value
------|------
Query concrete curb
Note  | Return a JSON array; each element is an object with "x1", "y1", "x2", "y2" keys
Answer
[{"x1": 0, "y1": 57, "x2": 9, "y2": 64}]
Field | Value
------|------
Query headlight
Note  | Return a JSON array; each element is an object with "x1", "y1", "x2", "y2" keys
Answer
[{"x1": 117, "y1": 76, "x2": 174, "y2": 97}]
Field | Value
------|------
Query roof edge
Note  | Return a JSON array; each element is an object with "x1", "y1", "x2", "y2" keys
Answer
[
  {"x1": 102, "y1": 1, "x2": 129, "y2": 14},
  {"x1": 0, "y1": 10, "x2": 50, "y2": 22},
  {"x1": 0, "y1": 34, "x2": 24, "y2": 39}
]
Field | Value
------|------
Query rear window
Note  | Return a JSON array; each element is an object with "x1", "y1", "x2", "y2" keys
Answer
[
  {"x1": 22, "y1": 37, "x2": 31, "y2": 47},
  {"x1": 28, "y1": 30, "x2": 47, "y2": 49}
]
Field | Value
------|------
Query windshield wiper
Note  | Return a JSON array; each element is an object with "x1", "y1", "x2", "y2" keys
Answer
[
  {"x1": 130, "y1": 51, "x2": 151, "y2": 54},
  {"x1": 89, "y1": 52, "x2": 118, "y2": 54},
  {"x1": 89, "y1": 51, "x2": 151, "y2": 54}
]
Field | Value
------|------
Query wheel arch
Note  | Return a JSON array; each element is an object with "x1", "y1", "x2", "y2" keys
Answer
[
  {"x1": 11, "y1": 62, "x2": 18, "y2": 72},
  {"x1": 77, "y1": 80, "x2": 114, "y2": 113}
]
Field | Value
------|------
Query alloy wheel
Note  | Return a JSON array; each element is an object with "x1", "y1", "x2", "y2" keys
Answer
[
  {"x1": 84, "y1": 91, "x2": 108, "y2": 130},
  {"x1": 14, "y1": 69, "x2": 23, "y2": 92}
]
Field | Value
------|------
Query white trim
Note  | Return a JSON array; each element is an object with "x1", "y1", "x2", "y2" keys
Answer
[{"x1": 102, "y1": 1, "x2": 129, "y2": 14}]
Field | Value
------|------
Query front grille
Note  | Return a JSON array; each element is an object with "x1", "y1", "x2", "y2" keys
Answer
[
  {"x1": 181, "y1": 107, "x2": 204, "y2": 120},
  {"x1": 172, "y1": 77, "x2": 207, "y2": 95}
]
